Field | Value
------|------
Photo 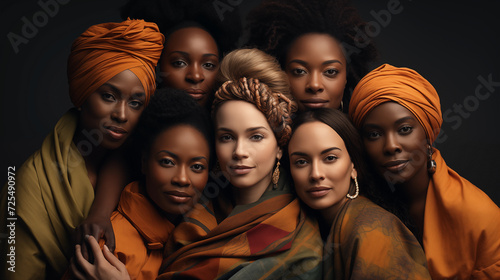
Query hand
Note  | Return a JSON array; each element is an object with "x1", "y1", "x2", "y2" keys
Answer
[
  {"x1": 70, "y1": 235, "x2": 129, "y2": 280},
  {"x1": 73, "y1": 214, "x2": 116, "y2": 262}
]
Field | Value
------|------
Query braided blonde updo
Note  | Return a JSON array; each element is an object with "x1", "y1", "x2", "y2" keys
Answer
[{"x1": 212, "y1": 48, "x2": 297, "y2": 147}]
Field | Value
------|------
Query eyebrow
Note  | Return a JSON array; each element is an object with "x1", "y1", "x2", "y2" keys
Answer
[
  {"x1": 323, "y1": 59, "x2": 343, "y2": 65},
  {"x1": 321, "y1": 147, "x2": 341, "y2": 154},
  {"x1": 217, "y1": 126, "x2": 269, "y2": 133},
  {"x1": 157, "y1": 150, "x2": 178, "y2": 158},
  {"x1": 157, "y1": 150, "x2": 208, "y2": 161},
  {"x1": 363, "y1": 116, "x2": 416, "y2": 129},
  {"x1": 395, "y1": 116, "x2": 415, "y2": 124},
  {"x1": 290, "y1": 147, "x2": 341, "y2": 157},
  {"x1": 287, "y1": 59, "x2": 343, "y2": 67},
  {"x1": 169, "y1": 50, "x2": 219, "y2": 59},
  {"x1": 99, "y1": 83, "x2": 145, "y2": 98}
]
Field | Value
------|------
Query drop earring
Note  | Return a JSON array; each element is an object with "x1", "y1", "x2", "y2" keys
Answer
[
  {"x1": 272, "y1": 161, "x2": 280, "y2": 189},
  {"x1": 427, "y1": 144, "x2": 436, "y2": 175},
  {"x1": 346, "y1": 177, "x2": 359, "y2": 199}
]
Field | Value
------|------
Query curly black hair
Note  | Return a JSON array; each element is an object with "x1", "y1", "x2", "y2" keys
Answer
[
  {"x1": 132, "y1": 88, "x2": 214, "y2": 168},
  {"x1": 120, "y1": 0, "x2": 242, "y2": 55},
  {"x1": 245, "y1": 0, "x2": 378, "y2": 111}
]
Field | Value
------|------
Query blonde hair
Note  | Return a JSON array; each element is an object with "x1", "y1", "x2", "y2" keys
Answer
[
  {"x1": 213, "y1": 48, "x2": 297, "y2": 147},
  {"x1": 217, "y1": 48, "x2": 290, "y2": 97}
]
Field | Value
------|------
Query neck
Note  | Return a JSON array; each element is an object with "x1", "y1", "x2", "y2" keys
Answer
[
  {"x1": 395, "y1": 165, "x2": 430, "y2": 241},
  {"x1": 232, "y1": 174, "x2": 272, "y2": 205},
  {"x1": 319, "y1": 197, "x2": 348, "y2": 230},
  {"x1": 73, "y1": 126, "x2": 109, "y2": 186},
  {"x1": 396, "y1": 165, "x2": 430, "y2": 204}
]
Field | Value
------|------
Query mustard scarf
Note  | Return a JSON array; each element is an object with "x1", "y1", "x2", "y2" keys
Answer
[{"x1": 1, "y1": 109, "x2": 94, "y2": 279}]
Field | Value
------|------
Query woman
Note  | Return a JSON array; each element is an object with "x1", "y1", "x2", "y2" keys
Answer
[
  {"x1": 288, "y1": 108, "x2": 430, "y2": 279},
  {"x1": 0, "y1": 19, "x2": 164, "y2": 280},
  {"x1": 121, "y1": 0, "x2": 242, "y2": 108},
  {"x1": 156, "y1": 48, "x2": 323, "y2": 279},
  {"x1": 349, "y1": 63, "x2": 500, "y2": 279},
  {"x1": 69, "y1": 89, "x2": 213, "y2": 280},
  {"x1": 246, "y1": 0, "x2": 377, "y2": 112}
]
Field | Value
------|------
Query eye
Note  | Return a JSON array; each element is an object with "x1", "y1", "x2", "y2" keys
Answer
[
  {"x1": 203, "y1": 62, "x2": 218, "y2": 70},
  {"x1": 399, "y1": 125, "x2": 413, "y2": 135},
  {"x1": 191, "y1": 163, "x2": 206, "y2": 173},
  {"x1": 250, "y1": 134, "x2": 264, "y2": 141},
  {"x1": 159, "y1": 158, "x2": 175, "y2": 167},
  {"x1": 290, "y1": 68, "x2": 307, "y2": 76},
  {"x1": 364, "y1": 130, "x2": 381, "y2": 140},
  {"x1": 172, "y1": 60, "x2": 187, "y2": 68},
  {"x1": 101, "y1": 92, "x2": 115, "y2": 102},
  {"x1": 324, "y1": 155, "x2": 338, "y2": 163},
  {"x1": 324, "y1": 68, "x2": 339, "y2": 77},
  {"x1": 294, "y1": 159, "x2": 308, "y2": 167},
  {"x1": 218, "y1": 134, "x2": 233, "y2": 143},
  {"x1": 129, "y1": 100, "x2": 144, "y2": 109}
]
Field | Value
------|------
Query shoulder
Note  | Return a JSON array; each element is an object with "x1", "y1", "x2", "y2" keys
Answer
[{"x1": 342, "y1": 197, "x2": 416, "y2": 243}]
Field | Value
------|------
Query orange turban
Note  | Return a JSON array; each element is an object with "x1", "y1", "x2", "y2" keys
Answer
[
  {"x1": 349, "y1": 64, "x2": 443, "y2": 144},
  {"x1": 67, "y1": 19, "x2": 164, "y2": 107}
]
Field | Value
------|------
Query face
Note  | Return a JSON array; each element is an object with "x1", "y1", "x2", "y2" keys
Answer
[
  {"x1": 159, "y1": 27, "x2": 219, "y2": 107},
  {"x1": 361, "y1": 102, "x2": 428, "y2": 186},
  {"x1": 215, "y1": 101, "x2": 282, "y2": 196},
  {"x1": 289, "y1": 121, "x2": 356, "y2": 214},
  {"x1": 79, "y1": 69, "x2": 145, "y2": 150},
  {"x1": 285, "y1": 33, "x2": 347, "y2": 111},
  {"x1": 143, "y1": 125, "x2": 210, "y2": 216}
]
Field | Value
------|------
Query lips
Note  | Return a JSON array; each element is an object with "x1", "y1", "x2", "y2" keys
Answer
[
  {"x1": 383, "y1": 160, "x2": 410, "y2": 173},
  {"x1": 104, "y1": 125, "x2": 127, "y2": 140},
  {"x1": 230, "y1": 165, "x2": 254, "y2": 175},
  {"x1": 300, "y1": 98, "x2": 329, "y2": 109},
  {"x1": 185, "y1": 89, "x2": 206, "y2": 101},
  {"x1": 165, "y1": 190, "x2": 192, "y2": 204},
  {"x1": 306, "y1": 186, "x2": 332, "y2": 198}
]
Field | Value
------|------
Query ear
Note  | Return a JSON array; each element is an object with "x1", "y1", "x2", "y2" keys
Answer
[
  {"x1": 351, "y1": 164, "x2": 357, "y2": 179},
  {"x1": 276, "y1": 147, "x2": 283, "y2": 161}
]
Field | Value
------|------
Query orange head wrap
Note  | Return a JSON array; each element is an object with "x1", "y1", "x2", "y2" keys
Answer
[
  {"x1": 67, "y1": 19, "x2": 164, "y2": 107},
  {"x1": 349, "y1": 64, "x2": 443, "y2": 144}
]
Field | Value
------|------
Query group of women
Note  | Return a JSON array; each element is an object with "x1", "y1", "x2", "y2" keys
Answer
[{"x1": 1, "y1": 0, "x2": 499, "y2": 279}]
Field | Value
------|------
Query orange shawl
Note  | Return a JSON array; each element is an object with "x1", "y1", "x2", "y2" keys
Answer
[
  {"x1": 423, "y1": 150, "x2": 500, "y2": 279},
  {"x1": 157, "y1": 179, "x2": 323, "y2": 279},
  {"x1": 67, "y1": 19, "x2": 164, "y2": 107},
  {"x1": 349, "y1": 63, "x2": 500, "y2": 279},
  {"x1": 112, "y1": 181, "x2": 174, "y2": 280},
  {"x1": 60, "y1": 181, "x2": 174, "y2": 280}
]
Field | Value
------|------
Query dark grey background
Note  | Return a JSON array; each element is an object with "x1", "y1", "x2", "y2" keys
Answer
[{"x1": 1, "y1": 0, "x2": 499, "y2": 205}]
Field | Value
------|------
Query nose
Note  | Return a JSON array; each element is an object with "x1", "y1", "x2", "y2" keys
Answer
[
  {"x1": 111, "y1": 101, "x2": 127, "y2": 123},
  {"x1": 306, "y1": 71, "x2": 324, "y2": 94},
  {"x1": 185, "y1": 64, "x2": 205, "y2": 84},
  {"x1": 309, "y1": 160, "x2": 325, "y2": 182},
  {"x1": 383, "y1": 132, "x2": 402, "y2": 155},
  {"x1": 172, "y1": 165, "x2": 191, "y2": 188},
  {"x1": 232, "y1": 139, "x2": 249, "y2": 160}
]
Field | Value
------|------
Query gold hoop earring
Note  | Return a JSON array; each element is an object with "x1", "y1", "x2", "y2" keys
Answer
[
  {"x1": 427, "y1": 144, "x2": 436, "y2": 175},
  {"x1": 272, "y1": 161, "x2": 280, "y2": 189},
  {"x1": 346, "y1": 177, "x2": 359, "y2": 199}
]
